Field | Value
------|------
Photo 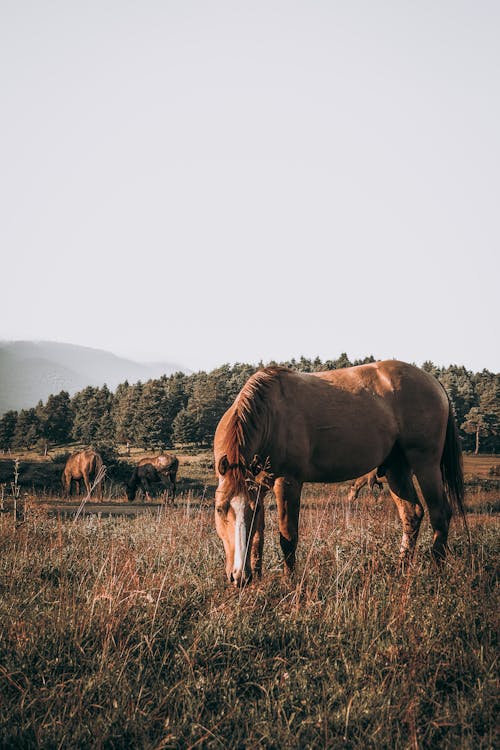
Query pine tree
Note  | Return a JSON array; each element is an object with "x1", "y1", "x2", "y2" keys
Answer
[
  {"x1": 440, "y1": 366, "x2": 476, "y2": 444},
  {"x1": 473, "y1": 373, "x2": 500, "y2": 452},
  {"x1": 114, "y1": 381, "x2": 149, "y2": 445},
  {"x1": 184, "y1": 372, "x2": 229, "y2": 445},
  {"x1": 163, "y1": 373, "x2": 189, "y2": 423},
  {"x1": 172, "y1": 408, "x2": 197, "y2": 445},
  {"x1": 40, "y1": 391, "x2": 73, "y2": 445},
  {"x1": 333, "y1": 352, "x2": 353, "y2": 369},
  {"x1": 134, "y1": 380, "x2": 172, "y2": 449},
  {"x1": 12, "y1": 408, "x2": 41, "y2": 449},
  {"x1": 461, "y1": 407, "x2": 497, "y2": 455},
  {"x1": 93, "y1": 385, "x2": 116, "y2": 446},
  {"x1": 71, "y1": 387, "x2": 99, "y2": 444},
  {"x1": 422, "y1": 360, "x2": 440, "y2": 376},
  {"x1": 0, "y1": 411, "x2": 18, "y2": 451}
]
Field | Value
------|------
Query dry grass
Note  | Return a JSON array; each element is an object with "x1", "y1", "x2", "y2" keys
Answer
[
  {"x1": 463, "y1": 454, "x2": 500, "y2": 478},
  {"x1": 0, "y1": 487, "x2": 498, "y2": 749}
]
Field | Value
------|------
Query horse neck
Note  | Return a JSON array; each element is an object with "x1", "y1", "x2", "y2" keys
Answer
[
  {"x1": 237, "y1": 405, "x2": 272, "y2": 469},
  {"x1": 221, "y1": 370, "x2": 278, "y2": 469}
]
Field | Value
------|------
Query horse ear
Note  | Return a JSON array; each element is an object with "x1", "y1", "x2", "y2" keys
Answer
[
  {"x1": 218, "y1": 456, "x2": 229, "y2": 475},
  {"x1": 250, "y1": 454, "x2": 263, "y2": 476}
]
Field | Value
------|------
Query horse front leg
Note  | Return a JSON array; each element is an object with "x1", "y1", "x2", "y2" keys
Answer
[
  {"x1": 386, "y1": 459, "x2": 424, "y2": 569},
  {"x1": 274, "y1": 476, "x2": 303, "y2": 579},
  {"x1": 249, "y1": 502, "x2": 265, "y2": 578}
]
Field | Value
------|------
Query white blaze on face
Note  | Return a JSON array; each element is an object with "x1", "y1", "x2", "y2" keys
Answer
[{"x1": 231, "y1": 496, "x2": 247, "y2": 574}]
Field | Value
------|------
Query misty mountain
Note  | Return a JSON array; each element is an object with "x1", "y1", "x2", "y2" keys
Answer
[{"x1": 0, "y1": 341, "x2": 191, "y2": 414}]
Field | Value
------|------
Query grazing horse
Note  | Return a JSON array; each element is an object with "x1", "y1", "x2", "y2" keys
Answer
[
  {"x1": 213, "y1": 360, "x2": 465, "y2": 587},
  {"x1": 126, "y1": 454, "x2": 179, "y2": 503},
  {"x1": 348, "y1": 468, "x2": 385, "y2": 502},
  {"x1": 62, "y1": 449, "x2": 104, "y2": 499}
]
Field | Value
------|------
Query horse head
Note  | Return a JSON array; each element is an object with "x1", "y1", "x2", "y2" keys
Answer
[{"x1": 214, "y1": 454, "x2": 270, "y2": 587}]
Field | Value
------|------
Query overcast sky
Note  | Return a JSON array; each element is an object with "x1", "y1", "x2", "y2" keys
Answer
[{"x1": 1, "y1": 1, "x2": 499, "y2": 373}]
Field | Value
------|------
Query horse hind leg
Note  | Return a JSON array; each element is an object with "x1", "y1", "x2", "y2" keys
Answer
[
  {"x1": 410, "y1": 459, "x2": 452, "y2": 563},
  {"x1": 385, "y1": 457, "x2": 424, "y2": 568}
]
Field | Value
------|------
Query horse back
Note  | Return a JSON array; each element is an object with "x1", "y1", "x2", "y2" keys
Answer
[
  {"x1": 310, "y1": 361, "x2": 449, "y2": 469},
  {"x1": 259, "y1": 362, "x2": 447, "y2": 481},
  {"x1": 65, "y1": 449, "x2": 102, "y2": 478},
  {"x1": 140, "y1": 454, "x2": 178, "y2": 474}
]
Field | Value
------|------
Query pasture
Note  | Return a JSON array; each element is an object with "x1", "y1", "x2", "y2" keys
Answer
[{"x1": 0, "y1": 451, "x2": 498, "y2": 749}]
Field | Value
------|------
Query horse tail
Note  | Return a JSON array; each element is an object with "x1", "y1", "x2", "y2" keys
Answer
[{"x1": 441, "y1": 400, "x2": 467, "y2": 528}]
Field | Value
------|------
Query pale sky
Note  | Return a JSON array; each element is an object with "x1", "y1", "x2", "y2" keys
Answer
[{"x1": 1, "y1": 1, "x2": 499, "y2": 373}]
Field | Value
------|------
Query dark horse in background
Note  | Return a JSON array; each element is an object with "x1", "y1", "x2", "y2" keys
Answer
[
  {"x1": 213, "y1": 360, "x2": 466, "y2": 587},
  {"x1": 126, "y1": 454, "x2": 179, "y2": 503},
  {"x1": 62, "y1": 449, "x2": 104, "y2": 499}
]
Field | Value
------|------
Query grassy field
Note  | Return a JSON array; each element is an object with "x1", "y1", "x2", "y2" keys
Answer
[
  {"x1": 0, "y1": 468, "x2": 498, "y2": 748},
  {"x1": 1, "y1": 449, "x2": 499, "y2": 511}
]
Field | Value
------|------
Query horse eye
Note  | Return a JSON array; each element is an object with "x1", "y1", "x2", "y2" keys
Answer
[{"x1": 216, "y1": 506, "x2": 225, "y2": 515}]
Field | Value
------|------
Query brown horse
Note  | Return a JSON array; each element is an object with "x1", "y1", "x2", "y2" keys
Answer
[
  {"x1": 213, "y1": 360, "x2": 465, "y2": 587},
  {"x1": 126, "y1": 454, "x2": 179, "y2": 503},
  {"x1": 62, "y1": 449, "x2": 104, "y2": 499},
  {"x1": 348, "y1": 468, "x2": 385, "y2": 502}
]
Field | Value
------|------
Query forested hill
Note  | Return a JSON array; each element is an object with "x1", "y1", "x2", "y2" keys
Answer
[
  {"x1": 1, "y1": 354, "x2": 499, "y2": 455},
  {"x1": 0, "y1": 341, "x2": 190, "y2": 414}
]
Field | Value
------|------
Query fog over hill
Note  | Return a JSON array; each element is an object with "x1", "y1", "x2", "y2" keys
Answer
[{"x1": 0, "y1": 341, "x2": 191, "y2": 414}]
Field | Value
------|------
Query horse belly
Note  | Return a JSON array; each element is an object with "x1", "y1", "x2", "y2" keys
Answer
[{"x1": 301, "y1": 411, "x2": 396, "y2": 483}]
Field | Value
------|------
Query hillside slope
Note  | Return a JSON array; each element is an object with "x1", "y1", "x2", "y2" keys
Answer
[{"x1": 0, "y1": 341, "x2": 190, "y2": 413}]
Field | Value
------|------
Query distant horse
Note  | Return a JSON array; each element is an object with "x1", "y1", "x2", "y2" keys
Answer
[
  {"x1": 213, "y1": 360, "x2": 466, "y2": 587},
  {"x1": 126, "y1": 454, "x2": 179, "y2": 503},
  {"x1": 348, "y1": 468, "x2": 385, "y2": 502},
  {"x1": 62, "y1": 449, "x2": 104, "y2": 499}
]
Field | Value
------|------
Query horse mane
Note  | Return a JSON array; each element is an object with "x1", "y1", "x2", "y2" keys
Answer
[{"x1": 220, "y1": 367, "x2": 287, "y2": 481}]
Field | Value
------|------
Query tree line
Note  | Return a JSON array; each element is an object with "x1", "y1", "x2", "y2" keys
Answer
[{"x1": 0, "y1": 354, "x2": 498, "y2": 455}]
